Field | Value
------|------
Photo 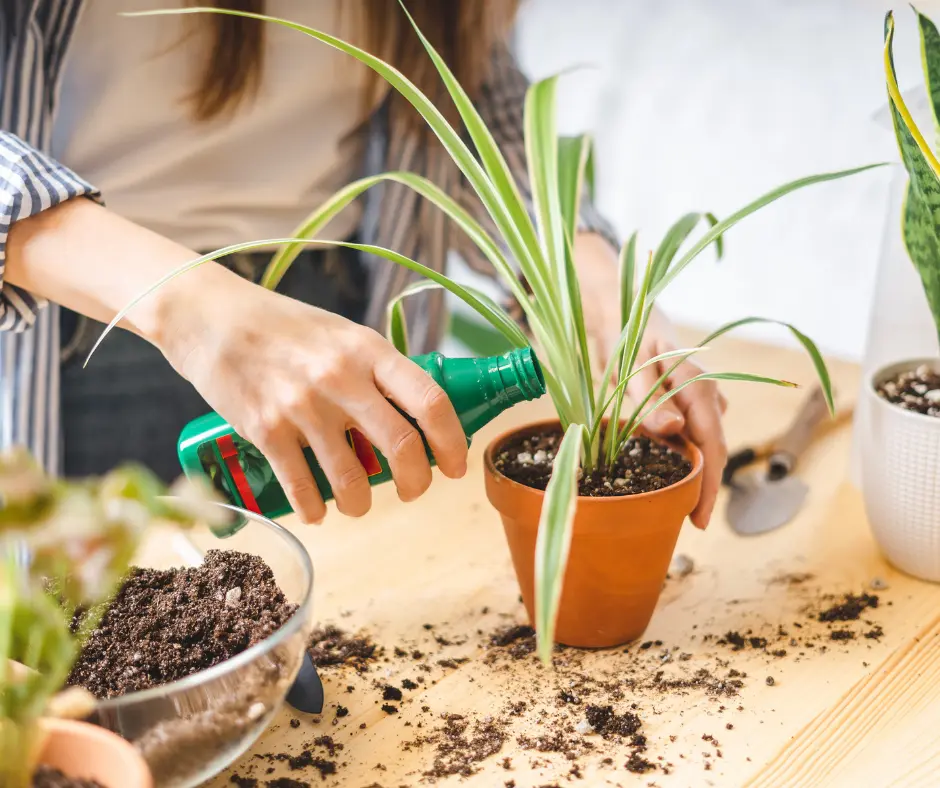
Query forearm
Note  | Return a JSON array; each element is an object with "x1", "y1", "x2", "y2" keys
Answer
[{"x1": 5, "y1": 197, "x2": 237, "y2": 361}]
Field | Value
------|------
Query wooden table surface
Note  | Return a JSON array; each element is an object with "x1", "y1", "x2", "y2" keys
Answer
[{"x1": 200, "y1": 330, "x2": 940, "y2": 788}]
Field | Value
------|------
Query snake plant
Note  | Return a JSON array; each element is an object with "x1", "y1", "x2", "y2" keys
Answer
[
  {"x1": 884, "y1": 8, "x2": 940, "y2": 346},
  {"x1": 101, "y1": 5, "x2": 881, "y2": 665}
]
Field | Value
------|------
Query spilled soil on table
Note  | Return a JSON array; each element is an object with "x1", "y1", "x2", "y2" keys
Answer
[{"x1": 224, "y1": 573, "x2": 893, "y2": 786}]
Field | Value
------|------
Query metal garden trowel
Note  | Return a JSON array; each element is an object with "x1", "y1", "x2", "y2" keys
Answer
[{"x1": 722, "y1": 385, "x2": 853, "y2": 536}]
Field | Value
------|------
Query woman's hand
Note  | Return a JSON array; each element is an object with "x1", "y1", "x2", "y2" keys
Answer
[
  {"x1": 160, "y1": 272, "x2": 469, "y2": 524},
  {"x1": 623, "y1": 307, "x2": 728, "y2": 529},
  {"x1": 575, "y1": 232, "x2": 727, "y2": 529},
  {"x1": 7, "y1": 199, "x2": 467, "y2": 524}
]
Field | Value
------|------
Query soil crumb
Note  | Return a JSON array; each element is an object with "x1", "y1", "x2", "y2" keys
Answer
[
  {"x1": 67, "y1": 550, "x2": 296, "y2": 699},
  {"x1": 585, "y1": 704, "x2": 642, "y2": 738},
  {"x1": 487, "y1": 625, "x2": 536, "y2": 660},
  {"x1": 494, "y1": 427, "x2": 691, "y2": 496},
  {"x1": 818, "y1": 593, "x2": 879, "y2": 623},
  {"x1": 32, "y1": 767, "x2": 104, "y2": 788},
  {"x1": 876, "y1": 364, "x2": 940, "y2": 417},
  {"x1": 308, "y1": 625, "x2": 381, "y2": 671}
]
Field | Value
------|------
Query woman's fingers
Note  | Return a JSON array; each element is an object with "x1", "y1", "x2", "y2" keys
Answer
[
  {"x1": 626, "y1": 341, "x2": 685, "y2": 436},
  {"x1": 353, "y1": 396, "x2": 433, "y2": 502},
  {"x1": 667, "y1": 363, "x2": 727, "y2": 530},
  {"x1": 254, "y1": 428, "x2": 327, "y2": 525},
  {"x1": 373, "y1": 352, "x2": 468, "y2": 479},
  {"x1": 295, "y1": 416, "x2": 373, "y2": 518}
]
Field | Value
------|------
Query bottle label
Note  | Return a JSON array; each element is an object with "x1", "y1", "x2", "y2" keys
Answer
[
  {"x1": 215, "y1": 434, "x2": 263, "y2": 514},
  {"x1": 348, "y1": 429, "x2": 383, "y2": 477}
]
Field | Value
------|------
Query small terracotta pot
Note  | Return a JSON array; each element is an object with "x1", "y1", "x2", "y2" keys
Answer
[
  {"x1": 484, "y1": 419, "x2": 703, "y2": 648},
  {"x1": 36, "y1": 718, "x2": 152, "y2": 788}
]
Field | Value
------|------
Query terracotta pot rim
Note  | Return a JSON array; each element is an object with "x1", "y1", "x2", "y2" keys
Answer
[
  {"x1": 483, "y1": 417, "x2": 704, "y2": 503},
  {"x1": 38, "y1": 718, "x2": 152, "y2": 787},
  {"x1": 866, "y1": 356, "x2": 940, "y2": 428}
]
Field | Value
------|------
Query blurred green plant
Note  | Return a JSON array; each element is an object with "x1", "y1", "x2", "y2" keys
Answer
[
  {"x1": 102, "y1": 4, "x2": 881, "y2": 666},
  {"x1": 0, "y1": 449, "x2": 227, "y2": 787},
  {"x1": 884, "y1": 8, "x2": 940, "y2": 346}
]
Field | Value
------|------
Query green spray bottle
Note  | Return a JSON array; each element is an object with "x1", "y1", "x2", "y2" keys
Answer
[{"x1": 178, "y1": 348, "x2": 545, "y2": 529}]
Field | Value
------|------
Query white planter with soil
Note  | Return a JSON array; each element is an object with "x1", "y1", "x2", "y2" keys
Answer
[{"x1": 861, "y1": 358, "x2": 940, "y2": 581}]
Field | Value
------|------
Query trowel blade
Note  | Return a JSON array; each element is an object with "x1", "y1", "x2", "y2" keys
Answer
[{"x1": 725, "y1": 470, "x2": 809, "y2": 536}]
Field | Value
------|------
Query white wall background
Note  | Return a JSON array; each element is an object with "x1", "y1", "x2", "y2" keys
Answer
[{"x1": 480, "y1": 0, "x2": 940, "y2": 362}]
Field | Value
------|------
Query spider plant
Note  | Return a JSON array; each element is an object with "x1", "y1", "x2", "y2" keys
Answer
[
  {"x1": 102, "y1": 5, "x2": 882, "y2": 665},
  {"x1": 0, "y1": 450, "x2": 225, "y2": 787},
  {"x1": 884, "y1": 8, "x2": 940, "y2": 345}
]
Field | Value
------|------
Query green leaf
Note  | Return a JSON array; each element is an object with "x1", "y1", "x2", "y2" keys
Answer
[
  {"x1": 651, "y1": 212, "x2": 722, "y2": 287},
  {"x1": 395, "y1": 3, "x2": 557, "y2": 313},
  {"x1": 606, "y1": 251, "x2": 654, "y2": 466},
  {"x1": 589, "y1": 346, "x2": 708, "y2": 445},
  {"x1": 624, "y1": 372, "x2": 798, "y2": 443},
  {"x1": 328, "y1": 241, "x2": 532, "y2": 349},
  {"x1": 388, "y1": 302, "x2": 409, "y2": 356},
  {"x1": 885, "y1": 11, "x2": 940, "y2": 341},
  {"x1": 698, "y1": 316, "x2": 835, "y2": 414},
  {"x1": 915, "y1": 7, "x2": 940, "y2": 138},
  {"x1": 616, "y1": 315, "x2": 834, "y2": 449},
  {"x1": 534, "y1": 422, "x2": 584, "y2": 666},
  {"x1": 558, "y1": 135, "x2": 594, "y2": 249},
  {"x1": 262, "y1": 171, "x2": 530, "y2": 310},
  {"x1": 526, "y1": 76, "x2": 567, "y2": 282},
  {"x1": 619, "y1": 231, "x2": 638, "y2": 330},
  {"x1": 650, "y1": 163, "x2": 887, "y2": 299},
  {"x1": 449, "y1": 312, "x2": 514, "y2": 356}
]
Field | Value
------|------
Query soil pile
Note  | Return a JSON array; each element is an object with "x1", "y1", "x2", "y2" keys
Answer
[{"x1": 68, "y1": 550, "x2": 296, "y2": 698}]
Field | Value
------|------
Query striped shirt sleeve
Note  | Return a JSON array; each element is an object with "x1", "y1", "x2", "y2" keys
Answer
[
  {"x1": 0, "y1": 131, "x2": 102, "y2": 332},
  {"x1": 455, "y1": 43, "x2": 620, "y2": 285}
]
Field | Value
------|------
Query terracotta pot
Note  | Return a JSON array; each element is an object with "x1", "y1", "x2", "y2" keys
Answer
[
  {"x1": 484, "y1": 419, "x2": 703, "y2": 648},
  {"x1": 36, "y1": 718, "x2": 152, "y2": 788}
]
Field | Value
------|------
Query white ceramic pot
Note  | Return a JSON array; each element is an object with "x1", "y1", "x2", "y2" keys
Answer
[{"x1": 861, "y1": 357, "x2": 940, "y2": 581}]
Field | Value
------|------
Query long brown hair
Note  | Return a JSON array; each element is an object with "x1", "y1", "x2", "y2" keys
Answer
[{"x1": 186, "y1": 1, "x2": 521, "y2": 122}]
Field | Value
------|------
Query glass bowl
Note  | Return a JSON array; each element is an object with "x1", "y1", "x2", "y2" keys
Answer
[{"x1": 85, "y1": 505, "x2": 314, "y2": 788}]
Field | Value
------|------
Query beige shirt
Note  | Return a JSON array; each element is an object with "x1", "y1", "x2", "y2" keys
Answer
[{"x1": 52, "y1": 0, "x2": 369, "y2": 251}]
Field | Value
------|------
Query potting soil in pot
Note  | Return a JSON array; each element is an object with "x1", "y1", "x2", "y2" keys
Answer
[
  {"x1": 494, "y1": 427, "x2": 691, "y2": 495},
  {"x1": 31, "y1": 766, "x2": 104, "y2": 788},
  {"x1": 63, "y1": 550, "x2": 301, "y2": 786},
  {"x1": 875, "y1": 364, "x2": 940, "y2": 417}
]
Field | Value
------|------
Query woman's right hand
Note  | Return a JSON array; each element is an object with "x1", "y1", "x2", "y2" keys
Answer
[{"x1": 158, "y1": 265, "x2": 469, "y2": 524}]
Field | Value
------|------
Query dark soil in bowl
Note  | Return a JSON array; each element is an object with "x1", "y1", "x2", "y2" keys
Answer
[
  {"x1": 67, "y1": 549, "x2": 297, "y2": 698},
  {"x1": 32, "y1": 766, "x2": 104, "y2": 788},
  {"x1": 494, "y1": 426, "x2": 691, "y2": 496},
  {"x1": 875, "y1": 364, "x2": 940, "y2": 417}
]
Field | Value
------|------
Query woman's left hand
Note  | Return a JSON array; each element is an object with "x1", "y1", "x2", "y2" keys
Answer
[{"x1": 575, "y1": 232, "x2": 728, "y2": 530}]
